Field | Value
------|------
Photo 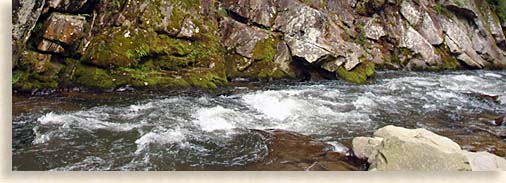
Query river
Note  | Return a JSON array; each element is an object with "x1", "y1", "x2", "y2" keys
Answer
[{"x1": 12, "y1": 70, "x2": 506, "y2": 171}]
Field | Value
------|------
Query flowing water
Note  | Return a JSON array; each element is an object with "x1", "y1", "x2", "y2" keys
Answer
[{"x1": 12, "y1": 71, "x2": 506, "y2": 171}]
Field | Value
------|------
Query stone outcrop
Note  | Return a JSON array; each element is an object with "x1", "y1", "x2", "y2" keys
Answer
[
  {"x1": 352, "y1": 125, "x2": 506, "y2": 171},
  {"x1": 11, "y1": 0, "x2": 506, "y2": 93}
]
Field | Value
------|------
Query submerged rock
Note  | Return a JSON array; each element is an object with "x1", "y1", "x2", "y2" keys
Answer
[{"x1": 248, "y1": 129, "x2": 363, "y2": 171}]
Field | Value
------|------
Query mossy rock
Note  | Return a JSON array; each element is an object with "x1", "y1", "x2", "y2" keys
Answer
[
  {"x1": 73, "y1": 63, "x2": 115, "y2": 89},
  {"x1": 13, "y1": 62, "x2": 62, "y2": 91},
  {"x1": 185, "y1": 70, "x2": 228, "y2": 90},
  {"x1": 252, "y1": 37, "x2": 277, "y2": 62},
  {"x1": 336, "y1": 61, "x2": 375, "y2": 84},
  {"x1": 225, "y1": 52, "x2": 290, "y2": 81},
  {"x1": 435, "y1": 46, "x2": 459, "y2": 70},
  {"x1": 83, "y1": 27, "x2": 195, "y2": 68}
]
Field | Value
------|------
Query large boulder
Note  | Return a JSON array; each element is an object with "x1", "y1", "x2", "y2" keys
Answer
[{"x1": 353, "y1": 125, "x2": 473, "y2": 171}]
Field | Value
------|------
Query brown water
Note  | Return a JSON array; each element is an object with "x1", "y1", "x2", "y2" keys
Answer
[{"x1": 12, "y1": 70, "x2": 506, "y2": 171}]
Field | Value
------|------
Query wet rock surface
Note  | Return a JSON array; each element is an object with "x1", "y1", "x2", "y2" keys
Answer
[{"x1": 236, "y1": 129, "x2": 366, "y2": 171}]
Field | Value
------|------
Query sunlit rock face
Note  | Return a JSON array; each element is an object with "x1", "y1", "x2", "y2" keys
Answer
[{"x1": 11, "y1": 0, "x2": 506, "y2": 92}]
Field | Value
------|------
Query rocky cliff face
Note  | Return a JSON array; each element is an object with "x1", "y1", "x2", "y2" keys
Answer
[{"x1": 12, "y1": 0, "x2": 506, "y2": 93}]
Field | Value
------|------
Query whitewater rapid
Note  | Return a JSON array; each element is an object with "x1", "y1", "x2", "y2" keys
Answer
[{"x1": 12, "y1": 70, "x2": 506, "y2": 170}]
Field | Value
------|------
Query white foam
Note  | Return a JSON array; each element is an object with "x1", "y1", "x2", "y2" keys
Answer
[
  {"x1": 498, "y1": 95, "x2": 506, "y2": 105},
  {"x1": 484, "y1": 73, "x2": 503, "y2": 78},
  {"x1": 37, "y1": 112, "x2": 142, "y2": 132},
  {"x1": 192, "y1": 106, "x2": 237, "y2": 132},
  {"x1": 135, "y1": 128, "x2": 188, "y2": 154},
  {"x1": 120, "y1": 102, "x2": 155, "y2": 119},
  {"x1": 327, "y1": 141, "x2": 350, "y2": 154},
  {"x1": 450, "y1": 75, "x2": 481, "y2": 82},
  {"x1": 352, "y1": 95, "x2": 377, "y2": 111},
  {"x1": 50, "y1": 156, "x2": 110, "y2": 171},
  {"x1": 32, "y1": 126, "x2": 51, "y2": 144},
  {"x1": 242, "y1": 90, "x2": 305, "y2": 121},
  {"x1": 426, "y1": 90, "x2": 462, "y2": 101}
]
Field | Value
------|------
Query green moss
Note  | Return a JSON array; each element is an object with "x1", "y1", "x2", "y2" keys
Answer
[
  {"x1": 73, "y1": 63, "x2": 115, "y2": 89},
  {"x1": 252, "y1": 38, "x2": 277, "y2": 61},
  {"x1": 13, "y1": 66, "x2": 61, "y2": 91},
  {"x1": 186, "y1": 70, "x2": 227, "y2": 90},
  {"x1": 354, "y1": 22, "x2": 367, "y2": 46},
  {"x1": 336, "y1": 61, "x2": 375, "y2": 84},
  {"x1": 435, "y1": 4, "x2": 456, "y2": 18},
  {"x1": 300, "y1": 0, "x2": 327, "y2": 9},
  {"x1": 497, "y1": 0, "x2": 506, "y2": 22},
  {"x1": 12, "y1": 71, "x2": 23, "y2": 85},
  {"x1": 435, "y1": 46, "x2": 459, "y2": 70},
  {"x1": 454, "y1": 0, "x2": 466, "y2": 7},
  {"x1": 168, "y1": 0, "x2": 202, "y2": 9},
  {"x1": 84, "y1": 27, "x2": 195, "y2": 68},
  {"x1": 217, "y1": 7, "x2": 229, "y2": 17},
  {"x1": 13, "y1": 51, "x2": 63, "y2": 91}
]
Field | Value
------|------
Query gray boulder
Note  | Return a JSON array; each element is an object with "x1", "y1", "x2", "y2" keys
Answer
[{"x1": 353, "y1": 125, "x2": 473, "y2": 171}]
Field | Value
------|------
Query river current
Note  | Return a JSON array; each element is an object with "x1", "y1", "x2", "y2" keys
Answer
[{"x1": 12, "y1": 70, "x2": 506, "y2": 170}]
